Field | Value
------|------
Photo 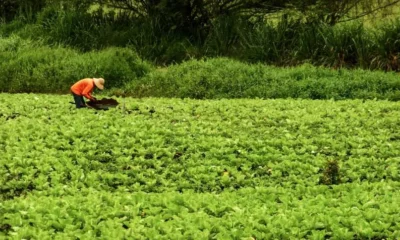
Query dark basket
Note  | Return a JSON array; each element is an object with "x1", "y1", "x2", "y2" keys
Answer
[{"x1": 87, "y1": 98, "x2": 119, "y2": 110}]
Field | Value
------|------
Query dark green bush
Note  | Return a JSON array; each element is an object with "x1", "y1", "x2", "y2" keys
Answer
[
  {"x1": 319, "y1": 159, "x2": 341, "y2": 185},
  {"x1": 0, "y1": 37, "x2": 152, "y2": 93}
]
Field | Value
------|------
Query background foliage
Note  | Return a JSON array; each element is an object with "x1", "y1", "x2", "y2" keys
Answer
[
  {"x1": 2, "y1": 36, "x2": 400, "y2": 100},
  {"x1": 1, "y1": 0, "x2": 400, "y2": 67},
  {"x1": 1, "y1": 0, "x2": 400, "y2": 96},
  {"x1": 0, "y1": 36, "x2": 152, "y2": 93}
]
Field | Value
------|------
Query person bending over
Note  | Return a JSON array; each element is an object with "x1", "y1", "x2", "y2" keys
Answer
[{"x1": 70, "y1": 78, "x2": 105, "y2": 108}]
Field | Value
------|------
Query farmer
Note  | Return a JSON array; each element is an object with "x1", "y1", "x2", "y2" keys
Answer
[{"x1": 70, "y1": 78, "x2": 105, "y2": 108}]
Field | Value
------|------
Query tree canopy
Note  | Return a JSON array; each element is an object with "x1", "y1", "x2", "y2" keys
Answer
[{"x1": 2, "y1": 0, "x2": 400, "y2": 26}]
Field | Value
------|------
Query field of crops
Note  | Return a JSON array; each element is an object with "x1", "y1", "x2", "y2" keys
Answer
[{"x1": 1, "y1": 93, "x2": 400, "y2": 239}]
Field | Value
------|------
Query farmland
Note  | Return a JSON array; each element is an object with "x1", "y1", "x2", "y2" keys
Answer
[{"x1": 1, "y1": 93, "x2": 400, "y2": 239}]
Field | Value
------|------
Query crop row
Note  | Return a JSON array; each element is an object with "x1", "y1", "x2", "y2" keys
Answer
[
  {"x1": 2, "y1": 182, "x2": 400, "y2": 239},
  {"x1": 1, "y1": 94, "x2": 400, "y2": 239},
  {"x1": 1, "y1": 94, "x2": 400, "y2": 195}
]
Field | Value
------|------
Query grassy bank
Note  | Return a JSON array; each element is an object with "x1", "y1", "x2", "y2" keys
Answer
[
  {"x1": 120, "y1": 58, "x2": 400, "y2": 100},
  {"x1": 1, "y1": 36, "x2": 400, "y2": 100}
]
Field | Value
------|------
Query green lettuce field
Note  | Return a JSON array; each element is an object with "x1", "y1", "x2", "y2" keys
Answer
[{"x1": 1, "y1": 93, "x2": 400, "y2": 239}]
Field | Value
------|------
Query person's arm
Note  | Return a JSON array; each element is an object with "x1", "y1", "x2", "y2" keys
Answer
[{"x1": 82, "y1": 84, "x2": 95, "y2": 100}]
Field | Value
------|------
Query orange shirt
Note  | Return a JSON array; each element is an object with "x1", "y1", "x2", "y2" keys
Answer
[{"x1": 71, "y1": 78, "x2": 95, "y2": 100}]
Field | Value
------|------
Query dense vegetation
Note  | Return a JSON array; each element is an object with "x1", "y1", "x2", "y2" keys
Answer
[
  {"x1": 1, "y1": 36, "x2": 400, "y2": 99},
  {"x1": 2, "y1": 2, "x2": 400, "y2": 238},
  {"x1": 0, "y1": 36, "x2": 152, "y2": 93},
  {"x1": 2, "y1": 1, "x2": 400, "y2": 97},
  {"x1": 1, "y1": 0, "x2": 400, "y2": 68},
  {"x1": 124, "y1": 58, "x2": 400, "y2": 100},
  {"x1": 1, "y1": 94, "x2": 400, "y2": 239}
]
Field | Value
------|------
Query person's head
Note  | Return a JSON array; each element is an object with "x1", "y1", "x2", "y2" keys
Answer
[{"x1": 94, "y1": 78, "x2": 105, "y2": 90}]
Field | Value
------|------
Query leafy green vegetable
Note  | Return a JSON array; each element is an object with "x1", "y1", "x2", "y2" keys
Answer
[{"x1": 1, "y1": 94, "x2": 400, "y2": 239}]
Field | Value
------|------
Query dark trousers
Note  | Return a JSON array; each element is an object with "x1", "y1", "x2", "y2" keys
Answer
[{"x1": 72, "y1": 93, "x2": 86, "y2": 108}]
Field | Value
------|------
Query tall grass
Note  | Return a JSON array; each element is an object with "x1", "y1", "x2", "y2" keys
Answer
[
  {"x1": 371, "y1": 18, "x2": 400, "y2": 71},
  {"x1": 1, "y1": 7, "x2": 400, "y2": 69}
]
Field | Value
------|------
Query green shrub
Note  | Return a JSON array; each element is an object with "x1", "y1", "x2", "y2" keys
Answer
[
  {"x1": 126, "y1": 58, "x2": 400, "y2": 100},
  {"x1": 2, "y1": 36, "x2": 400, "y2": 100},
  {"x1": 0, "y1": 37, "x2": 152, "y2": 93}
]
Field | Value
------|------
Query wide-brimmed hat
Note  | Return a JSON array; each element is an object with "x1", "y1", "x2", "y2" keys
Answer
[{"x1": 93, "y1": 78, "x2": 105, "y2": 90}]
